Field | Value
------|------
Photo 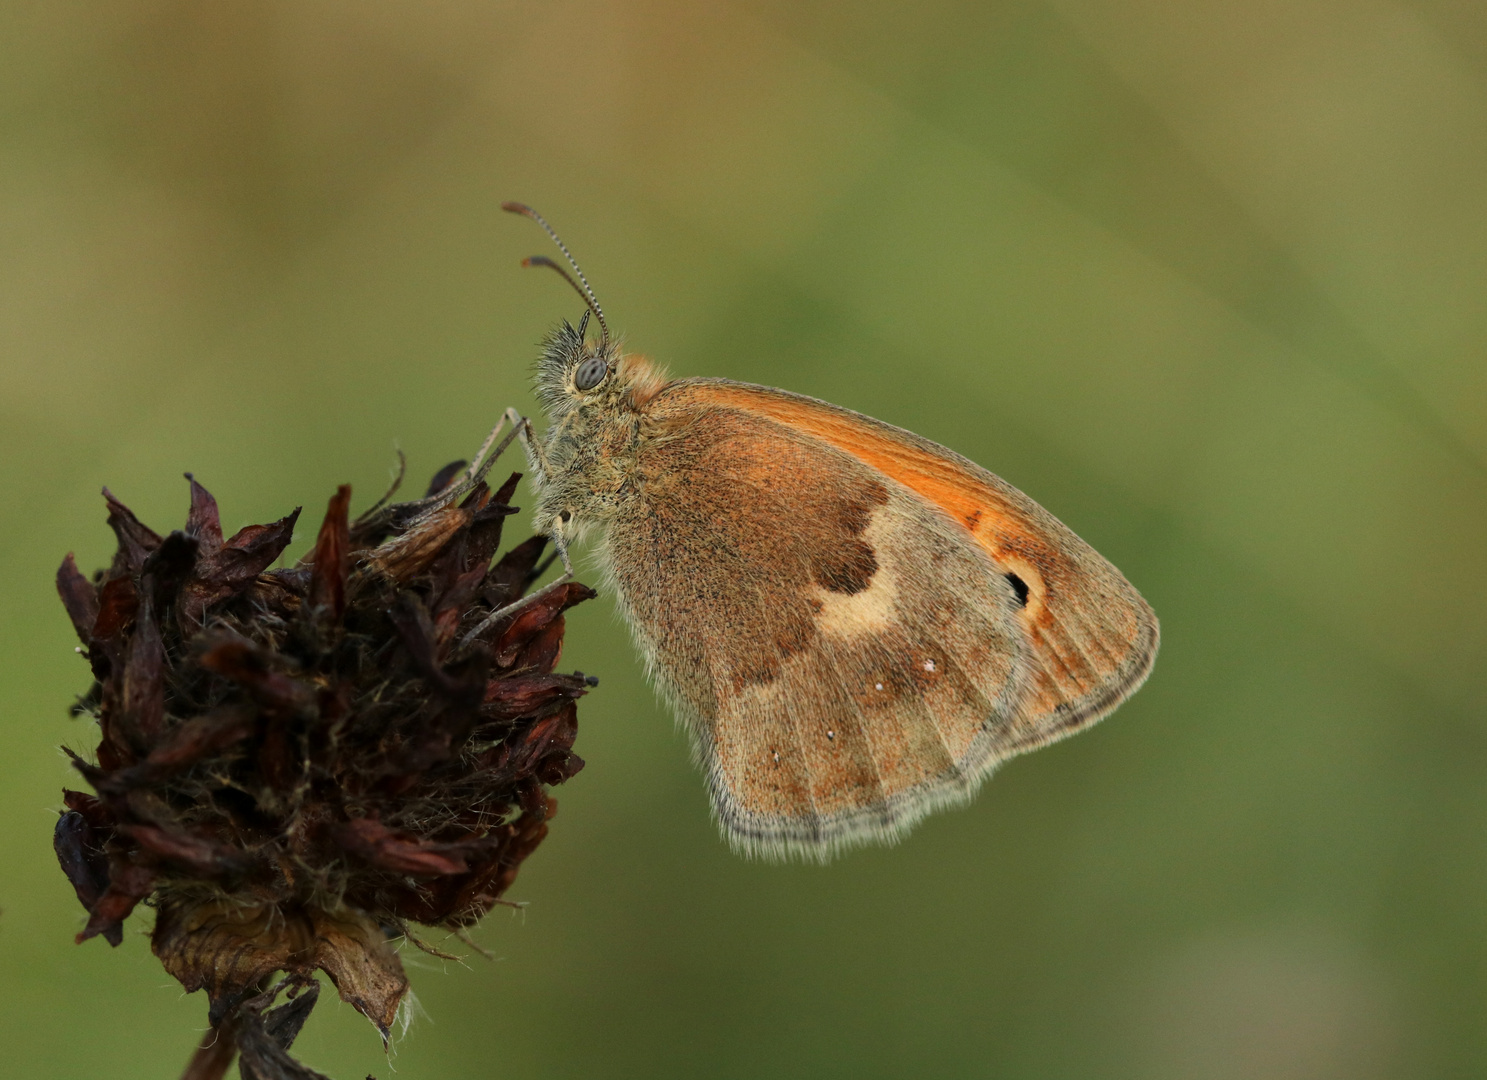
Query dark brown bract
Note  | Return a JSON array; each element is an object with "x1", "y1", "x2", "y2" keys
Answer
[{"x1": 53, "y1": 463, "x2": 595, "y2": 1076}]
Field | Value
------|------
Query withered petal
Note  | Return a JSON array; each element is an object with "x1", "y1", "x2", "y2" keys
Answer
[
  {"x1": 118, "y1": 823, "x2": 251, "y2": 877},
  {"x1": 197, "y1": 636, "x2": 314, "y2": 714},
  {"x1": 210, "y1": 509, "x2": 302, "y2": 584},
  {"x1": 309, "y1": 907, "x2": 409, "y2": 1042},
  {"x1": 538, "y1": 750, "x2": 585, "y2": 786},
  {"x1": 103, "y1": 487, "x2": 163, "y2": 575},
  {"x1": 121, "y1": 589, "x2": 165, "y2": 745},
  {"x1": 482, "y1": 535, "x2": 548, "y2": 608},
  {"x1": 337, "y1": 817, "x2": 470, "y2": 877},
  {"x1": 106, "y1": 705, "x2": 256, "y2": 787},
  {"x1": 78, "y1": 858, "x2": 154, "y2": 944},
  {"x1": 62, "y1": 746, "x2": 108, "y2": 789},
  {"x1": 221, "y1": 510, "x2": 301, "y2": 558},
  {"x1": 459, "y1": 500, "x2": 520, "y2": 579},
  {"x1": 62, "y1": 787, "x2": 114, "y2": 827},
  {"x1": 493, "y1": 583, "x2": 596, "y2": 652},
  {"x1": 92, "y1": 575, "x2": 139, "y2": 643},
  {"x1": 507, "y1": 614, "x2": 567, "y2": 673},
  {"x1": 154, "y1": 900, "x2": 306, "y2": 1025},
  {"x1": 424, "y1": 460, "x2": 467, "y2": 499},
  {"x1": 307, "y1": 485, "x2": 351, "y2": 624},
  {"x1": 505, "y1": 702, "x2": 579, "y2": 776},
  {"x1": 482, "y1": 672, "x2": 587, "y2": 720},
  {"x1": 458, "y1": 479, "x2": 492, "y2": 512},
  {"x1": 368, "y1": 503, "x2": 473, "y2": 581},
  {"x1": 88, "y1": 574, "x2": 138, "y2": 695},
  {"x1": 56, "y1": 554, "x2": 100, "y2": 646},
  {"x1": 54, "y1": 811, "x2": 120, "y2": 945},
  {"x1": 184, "y1": 473, "x2": 224, "y2": 553},
  {"x1": 143, "y1": 531, "x2": 201, "y2": 608},
  {"x1": 491, "y1": 470, "x2": 522, "y2": 508}
]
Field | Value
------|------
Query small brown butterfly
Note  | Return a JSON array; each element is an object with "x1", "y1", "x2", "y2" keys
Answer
[{"x1": 472, "y1": 203, "x2": 1158, "y2": 861}]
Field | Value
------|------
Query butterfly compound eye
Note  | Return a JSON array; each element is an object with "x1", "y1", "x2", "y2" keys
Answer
[{"x1": 574, "y1": 356, "x2": 609, "y2": 392}]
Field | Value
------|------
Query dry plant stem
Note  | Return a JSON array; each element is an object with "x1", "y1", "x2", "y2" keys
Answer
[
  {"x1": 177, "y1": 978, "x2": 330, "y2": 1080},
  {"x1": 179, "y1": 1018, "x2": 240, "y2": 1080}
]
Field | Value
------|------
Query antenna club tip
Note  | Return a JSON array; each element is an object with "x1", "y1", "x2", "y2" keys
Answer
[{"x1": 503, "y1": 205, "x2": 608, "y2": 337}]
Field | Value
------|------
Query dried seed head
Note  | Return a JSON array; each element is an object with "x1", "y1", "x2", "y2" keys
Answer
[{"x1": 54, "y1": 461, "x2": 595, "y2": 1073}]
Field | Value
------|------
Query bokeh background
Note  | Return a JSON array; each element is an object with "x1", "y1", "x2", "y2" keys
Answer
[{"x1": 3, "y1": 1, "x2": 1486, "y2": 1076}]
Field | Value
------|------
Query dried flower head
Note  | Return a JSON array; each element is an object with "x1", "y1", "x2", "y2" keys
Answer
[{"x1": 54, "y1": 454, "x2": 595, "y2": 1078}]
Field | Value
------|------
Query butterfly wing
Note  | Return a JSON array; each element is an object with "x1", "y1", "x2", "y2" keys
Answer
[{"x1": 602, "y1": 379, "x2": 1158, "y2": 859}]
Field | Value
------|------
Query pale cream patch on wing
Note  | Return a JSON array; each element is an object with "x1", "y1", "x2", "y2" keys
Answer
[
  {"x1": 813, "y1": 562, "x2": 898, "y2": 637},
  {"x1": 813, "y1": 511, "x2": 900, "y2": 637}
]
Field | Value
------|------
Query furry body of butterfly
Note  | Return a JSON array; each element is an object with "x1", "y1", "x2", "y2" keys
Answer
[{"x1": 521, "y1": 319, "x2": 1158, "y2": 861}]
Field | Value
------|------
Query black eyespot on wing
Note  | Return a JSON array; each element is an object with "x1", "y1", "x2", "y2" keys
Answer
[
  {"x1": 574, "y1": 357, "x2": 608, "y2": 391},
  {"x1": 1005, "y1": 572, "x2": 1030, "y2": 607}
]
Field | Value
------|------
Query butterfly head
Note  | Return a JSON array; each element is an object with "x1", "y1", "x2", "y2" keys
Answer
[
  {"x1": 533, "y1": 315, "x2": 663, "y2": 420},
  {"x1": 505, "y1": 201, "x2": 670, "y2": 545},
  {"x1": 505, "y1": 202, "x2": 666, "y2": 422}
]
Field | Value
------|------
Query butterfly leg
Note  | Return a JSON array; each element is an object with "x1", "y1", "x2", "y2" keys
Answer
[
  {"x1": 504, "y1": 405, "x2": 555, "y2": 490},
  {"x1": 449, "y1": 407, "x2": 580, "y2": 651},
  {"x1": 461, "y1": 410, "x2": 524, "y2": 489},
  {"x1": 434, "y1": 410, "x2": 525, "y2": 501},
  {"x1": 457, "y1": 532, "x2": 574, "y2": 652}
]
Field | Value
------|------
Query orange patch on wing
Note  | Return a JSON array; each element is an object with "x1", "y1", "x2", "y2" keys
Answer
[{"x1": 679, "y1": 385, "x2": 1066, "y2": 600}]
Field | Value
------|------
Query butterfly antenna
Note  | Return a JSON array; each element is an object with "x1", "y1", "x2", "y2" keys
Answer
[
  {"x1": 502, "y1": 202, "x2": 610, "y2": 345},
  {"x1": 519, "y1": 256, "x2": 603, "y2": 342}
]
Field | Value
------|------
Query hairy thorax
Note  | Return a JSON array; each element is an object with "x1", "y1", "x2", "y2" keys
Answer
[{"x1": 531, "y1": 402, "x2": 645, "y2": 541}]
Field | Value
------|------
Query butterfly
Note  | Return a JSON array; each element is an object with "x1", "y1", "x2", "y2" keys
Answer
[{"x1": 477, "y1": 203, "x2": 1158, "y2": 861}]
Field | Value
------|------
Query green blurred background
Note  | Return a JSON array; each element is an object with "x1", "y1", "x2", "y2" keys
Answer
[{"x1": 3, "y1": 1, "x2": 1485, "y2": 1076}]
